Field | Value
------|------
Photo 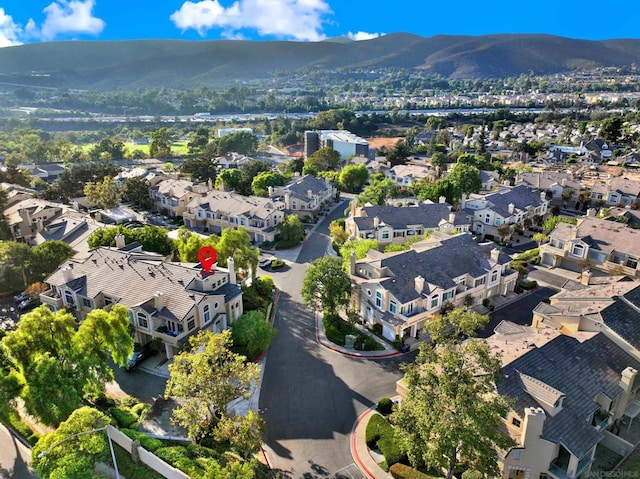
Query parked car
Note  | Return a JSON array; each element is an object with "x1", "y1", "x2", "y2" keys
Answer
[
  {"x1": 17, "y1": 298, "x2": 39, "y2": 312},
  {"x1": 13, "y1": 291, "x2": 29, "y2": 303},
  {"x1": 270, "y1": 258, "x2": 285, "y2": 270},
  {"x1": 258, "y1": 258, "x2": 274, "y2": 269},
  {"x1": 124, "y1": 342, "x2": 157, "y2": 371}
]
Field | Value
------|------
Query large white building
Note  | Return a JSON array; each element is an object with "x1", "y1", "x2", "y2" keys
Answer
[{"x1": 304, "y1": 130, "x2": 369, "y2": 160}]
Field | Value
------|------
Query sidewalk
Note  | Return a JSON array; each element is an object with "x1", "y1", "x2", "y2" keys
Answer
[{"x1": 351, "y1": 407, "x2": 393, "y2": 479}]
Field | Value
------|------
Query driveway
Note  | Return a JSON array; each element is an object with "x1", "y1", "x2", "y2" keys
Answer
[
  {"x1": 260, "y1": 200, "x2": 409, "y2": 478},
  {"x1": 477, "y1": 286, "x2": 557, "y2": 338},
  {"x1": 107, "y1": 363, "x2": 167, "y2": 404}
]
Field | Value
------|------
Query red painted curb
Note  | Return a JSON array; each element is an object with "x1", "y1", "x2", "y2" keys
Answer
[{"x1": 351, "y1": 410, "x2": 378, "y2": 479}]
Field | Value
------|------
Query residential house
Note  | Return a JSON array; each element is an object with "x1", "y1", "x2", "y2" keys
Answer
[
  {"x1": 33, "y1": 211, "x2": 102, "y2": 259},
  {"x1": 590, "y1": 177, "x2": 640, "y2": 207},
  {"x1": 495, "y1": 327, "x2": 640, "y2": 479},
  {"x1": 349, "y1": 232, "x2": 517, "y2": 342},
  {"x1": 461, "y1": 185, "x2": 550, "y2": 239},
  {"x1": 40, "y1": 245, "x2": 243, "y2": 359},
  {"x1": 602, "y1": 207, "x2": 640, "y2": 228},
  {"x1": 0, "y1": 182, "x2": 36, "y2": 207},
  {"x1": 19, "y1": 163, "x2": 67, "y2": 183},
  {"x1": 4, "y1": 198, "x2": 69, "y2": 244},
  {"x1": 384, "y1": 164, "x2": 432, "y2": 187},
  {"x1": 149, "y1": 179, "x2": 213, "y2": 218},
  {"x1": 582, "y1": 138, "x2": 613, "y2": 163},
  {"x1": 268, "y1": 174, "x2": 336, "y2": 218},
  {"x1": 540, "y1": 218, "x2": 640, "y2": 276},
  {"x1": 183, "y1": 190, "x2": 286, "y2": 243},
  {"x1": 480, "y1": 170, "x2": 500, "y2": 191},
  {"x1": 517, "y1": 171, "x2": 581, "y2": 200},
  {"x1": 345, "y1": 201, "x2": 470, "y2": 244}
]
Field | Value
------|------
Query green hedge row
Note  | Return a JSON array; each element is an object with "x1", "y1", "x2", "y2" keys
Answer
[
  {"x1": 110, "y1": 407, "x2": 139, "y2": 429},
  {"x1": 390, "y1": 463, "x2": 441, "y2": 479},
  {"x1": 1, "y1": 408, "x2": 40, "y2": 446},
  {"x1": 365, "y1": 413, "x2": 405, "y2": 467},
  {"x1": 121, "y1": 429, "x2": 164, "y2": 452}
]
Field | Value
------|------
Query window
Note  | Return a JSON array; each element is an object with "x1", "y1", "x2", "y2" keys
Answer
[
  {"x1": 82, "y1": 298, "x2": 92, "y2": 308},
  {"x1": 187, "y1": 317, "x2": 196, "y2": 330},
  {"x1": 443, "y1": 290, "x2": 454, "y2": 301},
  {"x1": 475, "y1": 277, "x2": 486, "y2": 287},
  {"x1": 214, "y1": 302, "x2": 220, "y2": 310},
  {"x1": 458, "y1": 278, "x2": 466, "y2": 286},
  {"x1": 571, "y1": 244, "x2": 585, "y2": 257},
  {"x1": 203, "y1": 304, "x2": 211, "y2": 323},
  {"x1": 389, "y1": 301, "x2": 397, "y2": 314},
  {"x1": 64, "y1": 290, "x2": 75, "y2": 306},
  {"x1": 627, "y1": 258, "x2": 639, "y2": 269},
  {"x1": 511, "y1": 417, "x2": 521, "y2": 427},
  {"x1": 588, "y1": 250, "x2": 607, "y2": 262},
  {"x1": 381, "y1": 231, "x2": 390, "y2": 240},
  {"x1": 167, "y1": 320, "x2": 184, "y2": 334},
  {"x1": 375, "y1": 291, "x2": 383, "y2": 308},
  {"x1": 366, "y1": 289, "x2": 372, "y2": 297},
  {"x1": 431, "y1": 296, "x2": 439, "y2": 308},
  {"x1": 491, "y1": 271, "x2": 498, "y2": 282},
  {"x1": 495, "y1": 218, "x2": 502, "y2": 226},
  {"x1": 137, "y1": 312, "x2": 148, "y2": 328}
]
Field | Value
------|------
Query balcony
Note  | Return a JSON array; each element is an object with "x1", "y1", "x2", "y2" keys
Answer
[
  {"x1": 548, "y1": 456, "x2": 593, "y2": 479},
  {"x1": 39, "y1": 289, "x2": 63, "y2": 309}
]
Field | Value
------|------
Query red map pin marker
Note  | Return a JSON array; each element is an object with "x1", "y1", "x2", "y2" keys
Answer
[{"x1": 198, "y1": 246, "x2": 217, "y2": 273}]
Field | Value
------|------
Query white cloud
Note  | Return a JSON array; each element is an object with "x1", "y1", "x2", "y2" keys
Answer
[
  {"x1": 39, "y1": 0, "x2": 105, "y2": 40},
  {"x1": 0, "y1": 8, "x2": 22, "y2": 47},
  {"x1": 347, "y1": 31, "x2": 384, "y2": 41},
  {"x1": 171, "y1": 0, "x2": 332, "y2": 41}
]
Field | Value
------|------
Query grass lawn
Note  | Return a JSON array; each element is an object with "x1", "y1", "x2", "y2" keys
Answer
[
  {"x1": 113, "y1": 443, "x2": 164, "y2": 479},
  {"x1": 80, "y1": 141, "x2": 189, "y2": 158}
]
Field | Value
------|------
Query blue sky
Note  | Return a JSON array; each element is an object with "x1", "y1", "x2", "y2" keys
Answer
[{"x1": 1, "y1": 0, "x2": 639, "y2": 48}]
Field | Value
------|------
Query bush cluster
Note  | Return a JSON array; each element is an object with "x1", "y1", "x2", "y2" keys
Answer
[
  {"x1": 323, "y1": 313, "x2": 383, "y2": 350},
  {"x1": 390, "y1": 463, "x2": 441, "y2": 479},
  {"x1": 121, "y1": 429, "x2": 164, "y2": 452},
  {"x1": 377, "y1": 398, "x2": 394, "y2": 415},
  {"x1": 365, "y1": 413, "x2": 405, "y2": 467},
  {"x1": 110, "y1": 407, "x2": 139, "y2": 429}
]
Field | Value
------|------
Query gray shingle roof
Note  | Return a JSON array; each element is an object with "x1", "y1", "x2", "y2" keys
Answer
[
  {"x1": 481, "y1": 185, "x2": 545, "y2": 218},
  {"x1": 281, "y1": 175, "x2": 332, "y2": 200},
  {"x1": 45, "y1": 248, "x2": 237, "y2": 322},
  {"x1": 600, "y1": 300, "x2": 640, "y2": 351},
  {"x1": 354, "y1": 203, "x2": 468, "y2": 231},
  {"x1": 498, "y1": 333, "x2": 640, "y2": 459}
]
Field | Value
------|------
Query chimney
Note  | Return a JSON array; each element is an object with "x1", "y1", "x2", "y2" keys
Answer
[
  {"x1": 540, "y1": 191, "x2": 547, "y2": 202},
  {"x1": 491, "y1": 248, "x2": 500, "y2": 262},
  {"x1": 114, "y1": 234, "x2": 126, "y2": 249},
  {"x1": 521, "y1": 407, "x2": 546, "y2": 446},
  {"x1": 207, "y1": 178, "x2": 213, "y2": 190},
  {"x1": 349, "y1": 251, "x2": 356, "y2": 275},
  {"x1": 227, "y1": 257, "x2": 236, "y2": 285},
  {"x1": 307, "y1": 189, "x2": 313, "y2": 199},
  {"x1": 373, "y1": 216, "x2": 380, "y2": 228},
  {"x1": 503, "y1": 180, "x2": 510, "y2": 186},
  {"x1": 350, "y1": 199, "x2": 357, "y2": 217},
  {"x1": 414, "y1": 275, "x2": 425, "y2": 294},
  {"x1": 449, "y1": 212, "x2": 455, "y2": 224},
  {"x1": 581, "y1": 269, "x2": 592, "y2": 286},
  {"x1": 36, "y1": 218, "x2": 44, "y2": 232},
  {"x1": 618, "y1": 367, "x2": 638, "y2": 420},
  {"x1": 268, "y1": 186, "x2": 274, "y2": 197},
  {"x1": 508, "y1": 203, "x2": 515, "y2": 214},
  {"x1": 72, "y1": 201, "x2": 80, "y2": 211},
  {"x1": 570, "y1": 226, "x2": 578, "y2": 240},
  {"x1": 154, "y1": 291, "x2": 164, "y2": 311},
  {"x1": 460, "y1": 193, "x2": 467, "y2": 209},
  {"x1": 586, "y1": 208, "x2": 596, "y2": 217},
  {"x1": 62, "y1": 266, "x2": 73, "y2": 283},
  {"x1": 439, "y1": 196, "x2": 446, "y2": 204},
  {"x1": 561, "y1": 178, "x2": 567, "y2": 186}
]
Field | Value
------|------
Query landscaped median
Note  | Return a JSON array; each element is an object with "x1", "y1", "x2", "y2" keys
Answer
[{"x1": 323, "y1": 312, "x2": 385, "y2": 352}]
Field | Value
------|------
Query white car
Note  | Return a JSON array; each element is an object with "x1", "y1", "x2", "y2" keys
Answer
[{"x1": 258, "y1": 258, "x2": 273, "y2": 269}]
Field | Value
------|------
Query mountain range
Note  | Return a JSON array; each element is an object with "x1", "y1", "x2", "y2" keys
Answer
[{"x1": 1, "y1": 33, "x2": 640, "y2": 90}]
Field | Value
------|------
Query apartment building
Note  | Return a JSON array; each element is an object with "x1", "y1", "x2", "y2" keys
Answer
[
  {"x1": 149, "y1": 179, "x2": 213, "y2": 218},
  {"x1": 268, "y1": 174, "x2": 337, "y2": 218}
]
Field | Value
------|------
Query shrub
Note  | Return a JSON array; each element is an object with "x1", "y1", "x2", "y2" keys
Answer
[
  {"x1": 378, "y1": 433, "x2": 404, "y2": 466},
  {"x1": 131, "y1": 403, "x2": 150, "y2": 418},
  {"x1": 462, "y1": 470, "x2": 484, "y2": 479},
  {"x1": 121, "y1": 396, "x2": 138, "y2": 408},
  {"x1": 231, "y1": 310, "x2": 277, "y2": 359},
  {"x1": 482, "y1": 298, "x2": 490, "y2": 307},
  {"x1": 372, "y1": 323, "x2": 383, "y2": 335},
  {"x1": 390, "y1": 463, "x2": 440, "y2": 479},
  {"x1": 519, "y1": 279, "x2": 538, "y2": 290},
  {"x1": 186, "y1": 443, "x2": 219, "y2": 459},
  {"x1": 110, "y1": 407, "x2": 138, "y2": 429},
  {"x1": 155, "y1": 446, "x2": 203, "y2": 477},
  {"x1": 121, "y1": 429, "x2": 164, "y2": 452},
  {"x1": 377, "y1": 398, "x2": 393, "y2": 415},
  {"x1": 366, "y1": 414, "x2": 387, "y2": 447},
  {"x1": 515, "y1": 247, "x2": 540, "y2": 262}
]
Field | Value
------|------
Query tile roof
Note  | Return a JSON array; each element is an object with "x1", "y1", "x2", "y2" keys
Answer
[
  {"x1": 471, "y1": 185, "x2": 546, "y2": 218},
  {"x1": 45, "y1": 248, "x2": 239, "y2": 322},
  {"x1": 278, "y1": 175, "x2": 333, "y2": 200},
  {"x1": 188, "y1": 190, "x2": 284, "y2": 220},
  {"x1": 577, "y1": 217, "x2": 640, "y2": 257}
]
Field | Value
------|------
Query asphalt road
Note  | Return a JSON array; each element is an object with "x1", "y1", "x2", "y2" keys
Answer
[
  {"x1": 477, "y1": 286, "x2": 557, "y2": 338},
  {"x1": 108, "y1": 362, "x2": 167, "y2": 404},
  {"x1": 0, "y1": 425, "x2": 36, "y2": 479},
  {"x1": 260, "y1": 199, "x2": 409, "y2": 478}
]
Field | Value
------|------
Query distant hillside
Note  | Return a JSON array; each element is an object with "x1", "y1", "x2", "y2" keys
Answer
[{"x1": 1, "y1": 33, "x2": 640, "y2": 90}]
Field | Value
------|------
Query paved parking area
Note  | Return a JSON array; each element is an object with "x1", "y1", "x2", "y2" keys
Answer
[{"x1": 0, "y1": 297, "x2": 20, "y2": 331}]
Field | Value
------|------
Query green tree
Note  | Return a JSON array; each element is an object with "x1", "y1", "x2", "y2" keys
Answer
[
  {"x1": 231, "y1": 310, "x2": 277, "y2": 360},
  {"x1": 187, "y1": 126, "x2": 211, "y2": 156},
  {"x1": 386, "y1": 140, "x2": 411, "y2": 166},
  {"x1": 0, "y1": 188, "x2": 10, "y2": 240},
  {"x1": 31, "y1": 407, "x2": 112, "y2": 479},
  {"x1": 329, "y1": 219, "x2": 348, "y2": 247},
  {"x1": 301, "y1": 256, "x2": 352, "y2": 312},
  {"x1": 32, "y1": 240, "x2": 74, "y2": 281},
  {"x1": 180, "y1": 156, "x2": 218, "y2": 183},
  {"x1": 237, "y1": 160, "x2": 272, "y2": 195},
  {"x1": 304, "y1": 147, "x2": 340, "y2": 174},
  {"x1": 430, "y1": 152, "x2": 447, "y2": 178},
  {"x1": 542, "y1": 216, "x2": 561, "y2": 233},
  {"x1": 165, "y1": 330, "x2": 260, "y2": 442},
  {"x1": 215, "y1": 227, "x2": 259, "y2": 273},
  {"x1": 251, "y1": 171, "x2": 286, "y2": 197},
  {"x1": 213, "y1": 410, "x2": 265, "y2": 460},
  {"x1": 2, "y1": 305, "x2": 133, "y2": 425},
  {"x1": 120, "y1": 176, "x2": 152, "y2": 209},
  {"x1": 83, "y1": 176, "x2": 119, "y2": 210},
  {"x1": 497, "y1": 224, "x2": 512, "y2": 241},
  {"x1": 599, "y1": 117, "x2": 623, "y2": 144},
  {"x1": 339, "y1": 238, "x2": 379, "y2": 270},
  {"x1": 149, "y1": 127, "x2": 172, "y2": 158},
  {"x1": 217, "y1": 131, "x2": 258, "y2": 155},
  {"x1": 533, "y1": 233, "x2": 549, "y2": 246},
  {"x1": 391, "y1": 309, "x2": 514, "y2": 478},
  {"x1": 0, "y1": 241, "x2": 34, "y2": 291},
  {"x1": 215, "y1": 168, "x2": 243, "y2": 191},
  {"x1": 446, "y1": 163, "x2": 482, "y2": 201},
  {"x1": 339, "y1": 164, "x2": 369, "y2": 193},
  {"x1": 356, "y1": 174, "x2": 399, "y2": 206},
  {"x1": 88, "y1": 225, "x2": 174, "y2": 256},
  {"x1": 278, "y1": 214, "x2": 304, "y2": 243}
]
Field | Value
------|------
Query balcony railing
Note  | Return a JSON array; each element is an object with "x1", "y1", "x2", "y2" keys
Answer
[
  {"x1": 548, "y1": 457, "x2": 593, "y2": 479},
  {"x1": 40, "y1": 289, "x2": 63, "y2": 308}
]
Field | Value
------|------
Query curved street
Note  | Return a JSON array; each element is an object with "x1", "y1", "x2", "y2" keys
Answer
[{"x1": 259, "y1": 200, "x2": 410, "y2": 478}]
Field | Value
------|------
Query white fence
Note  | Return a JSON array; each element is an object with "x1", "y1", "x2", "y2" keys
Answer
[{"x1": 106, "y1": 426, "x2": 189, "y2": 479}]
